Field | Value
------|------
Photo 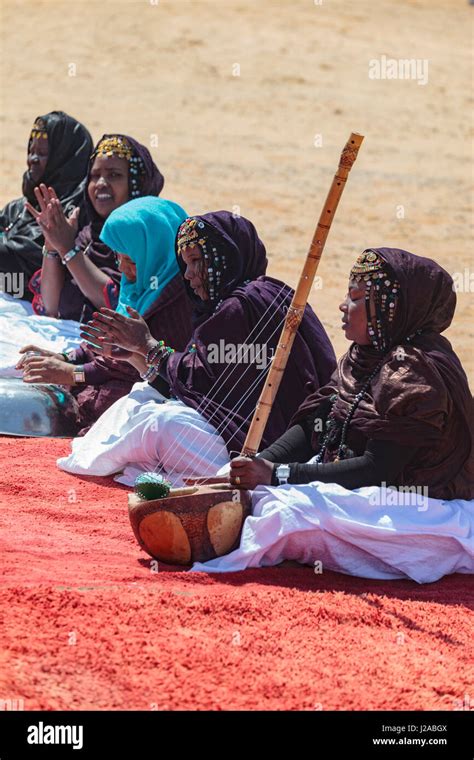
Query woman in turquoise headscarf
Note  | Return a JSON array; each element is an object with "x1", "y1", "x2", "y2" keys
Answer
[
  {"x1": 18, "y1": 197, "x2": 193, "y2": 434},
  {"x1": 103, "y1": 196, "x2": 186, "y2": 317}
]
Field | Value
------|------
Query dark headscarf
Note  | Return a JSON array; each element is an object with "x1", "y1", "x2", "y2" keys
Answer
[
  {"x1": 75, "y1": 133, "x2": 165, "y2": 270},
  {"x1": 22, "y1": 111, "x2": 93, "y2": 207},
  {"x1": 291, "y1": 248, "x2": 474, "y2": 499},
  {"x1": 1, "y1": 112, "x2": 92, "y2": 289},
  {"x1": 166, "y1": 212, "x2": 336, "y2": 453},
  {"x1": 176, "y1": 211, "x2": 268, "y2": 327}
]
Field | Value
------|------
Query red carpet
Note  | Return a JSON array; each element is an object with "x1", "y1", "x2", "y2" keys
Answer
[{"x1": 0, "y1": 437, "x2": 472, "y2": 711}]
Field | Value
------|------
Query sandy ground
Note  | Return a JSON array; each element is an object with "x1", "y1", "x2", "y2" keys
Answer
[{"x1": 1, "y1": 0, "x2": 472, "y2": 383}]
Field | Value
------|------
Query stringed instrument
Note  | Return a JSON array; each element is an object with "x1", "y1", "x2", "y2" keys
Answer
[{"x1": 128, "y1": 132, "x2": 364, "y2": 565}]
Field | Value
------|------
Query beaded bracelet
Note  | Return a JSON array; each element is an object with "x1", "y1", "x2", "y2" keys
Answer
[
  {"x1": 141, "y1": 347, "x2": 167, "y2": 381},
  {"x1": 155, "y1": 346, "x2": 174, "y2": 373},
  {"x1": 61, "y1": 348, "x2": 76, "y2": 362},
  {"x1": 42, "y1": 245, "x2": 60, "y2": 260},
  {"x1": 141, "y1": 364, "x2": 159, "y2": 383},
  {"x1": 140, "y1": 346, "x2": 175, "y2": 382},
  {"x1": 145, "y1": 340, "x2": 165, "y2": 366},
  {"x1": 142, "y1": 346, "x2": 167, "y2": 379}
]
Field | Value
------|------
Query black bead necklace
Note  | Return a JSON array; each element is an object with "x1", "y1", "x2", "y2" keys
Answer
[{"x1": 314, "y1": 357, "x2": 385, "y2": 464}]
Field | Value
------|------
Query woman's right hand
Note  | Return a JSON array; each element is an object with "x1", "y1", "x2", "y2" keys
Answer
[
  {"x1": 76, "y1": 326, "x2": 134, "y2": 361},
  {"x1": 16, "y1": 344, "x2": 65, "y2": 369},
  {"x1": 81, "y1": 307, "x2": 155, "y2": 355}
]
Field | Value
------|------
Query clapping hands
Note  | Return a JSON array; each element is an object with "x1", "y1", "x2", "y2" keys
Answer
[{"x1": 25, "y1": 184, "x2": 79, "y2": 255}]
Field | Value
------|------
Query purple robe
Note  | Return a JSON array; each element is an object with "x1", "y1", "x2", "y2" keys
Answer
[{"x1": 166, "y1": 211, "x2": 336, "y2": 453}]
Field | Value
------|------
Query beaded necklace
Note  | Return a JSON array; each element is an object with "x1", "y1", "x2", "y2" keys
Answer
[{"x1": 314, "y1": 357, "x2": 385, "y2": 463}]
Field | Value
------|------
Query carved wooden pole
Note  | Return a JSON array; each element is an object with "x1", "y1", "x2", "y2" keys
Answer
[{"x1": 241, "y1": 132, "x2": 364, "y2": 457}]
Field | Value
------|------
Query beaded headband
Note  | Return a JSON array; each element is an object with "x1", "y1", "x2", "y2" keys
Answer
[
  {"x1": 350, "y1": 250, "x2": 400, "y2": 352},
  {"x1": 90, "y1": 136, "x2": 145, "y2": 198},
  {"x1": 30, "y1": 118, "x2": 47, "y2": 141},
  {"x1": 177, "y1": 217, "x2": 228, "y2": 303},
  {"x1": 176, "y1": 217, "x2": 206, "y2": 255},
  {"x1": 350, "y1": 249, "x2": 384, "y2": 279},
  {"x1": 94, "y1": 136, "x2": 133, "y2": 161}
]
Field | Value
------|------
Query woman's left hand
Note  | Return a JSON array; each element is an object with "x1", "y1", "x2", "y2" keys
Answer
[
  {"x1": 83, "y1": 306, "x2": 154, "y2": 355},
  {"x1": 26, "y1": 185, "x2": 79, "y2": 255},
  {"x1": 229, "y1": 456, "x2": 274, "y2": 489},
  {"x1": 21, "y1": 356, "x2": 75, "y2": 385}
]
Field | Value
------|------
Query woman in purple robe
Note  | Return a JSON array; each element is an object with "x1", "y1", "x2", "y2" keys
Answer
[
  {"x1": 190, "y1": 249, "x2": 473, "y2": 582},
  {"x1": 57, "y1": 211, "x2": 336, "y2": 484},
  {"x1": 27, "y1": 134, "x2": 164, "y2": 323}
]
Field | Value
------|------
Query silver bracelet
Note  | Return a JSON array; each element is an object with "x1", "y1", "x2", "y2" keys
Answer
[
  {"x1": 140, "y1": 363, "x2": 159, "y2": 382},
  {"x1": 62, "y1": 246, "x2": 81, "y2": 265}
]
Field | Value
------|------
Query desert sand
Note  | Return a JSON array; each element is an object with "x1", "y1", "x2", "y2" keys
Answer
[{"x1": 1, "y1": 0, "x2": 472, "y2": 382}]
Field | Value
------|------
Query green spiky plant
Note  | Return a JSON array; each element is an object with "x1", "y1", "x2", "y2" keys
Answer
[{"x1": 134, "y1": 473, "x2": 172, "y2": 500}]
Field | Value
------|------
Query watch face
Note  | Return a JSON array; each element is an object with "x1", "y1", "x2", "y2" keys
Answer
[{"x1": 277, "y1": 465, "x2": 290, "y2": 477}]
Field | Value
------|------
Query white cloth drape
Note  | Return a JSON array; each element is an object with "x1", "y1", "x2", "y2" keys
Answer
[
  {"x1": 0, "y1": 293, "x2": 81, "y2": 378},
  {"x1": 191, "y1": 481, "x2": 474, "y2": 584},
  {"x1": 57, "y1": 380, "x2": 230, "y2": 486}
]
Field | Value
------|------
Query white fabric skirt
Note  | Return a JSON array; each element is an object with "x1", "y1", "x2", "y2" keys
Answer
[
  {"x1": 191, "y1": 481, "x2": 474, "y2": 584},
  {"x1": 57, "y1": 381, "x2": 230, "y2": 486}
]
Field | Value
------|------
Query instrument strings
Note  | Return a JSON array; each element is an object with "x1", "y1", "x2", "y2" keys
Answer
[
  {"x1": 159, "y1": 287, "x2": 291, "y2": 484},
  {"x1": 155, "y1": 284, "x2": 293, "y2": 484},
  {"x1": 174, "y1": 363, "x2": 274, "y2": 487},
  {"x1": 165, "y1": 356, "x2": 274, "y2": 487}
]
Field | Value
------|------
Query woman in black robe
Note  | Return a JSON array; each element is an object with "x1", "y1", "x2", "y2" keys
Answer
[{"x1": 0, "y1": 111, "x2": 93, "y2": 298}]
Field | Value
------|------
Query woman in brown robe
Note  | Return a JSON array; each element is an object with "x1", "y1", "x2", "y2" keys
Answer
[{"x1": 230, "y1": 248, "x2": 474, "y2": 500}]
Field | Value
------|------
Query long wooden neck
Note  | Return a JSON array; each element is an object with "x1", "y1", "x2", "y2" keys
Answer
[{"x1": 241, "y1": 132, "x2": 364, "y2": 457}]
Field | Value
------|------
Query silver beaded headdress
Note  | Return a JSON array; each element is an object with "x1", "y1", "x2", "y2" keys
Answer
[
  {"x1": 350, "y1": 250, "x2": 400, "y2": 352},
  {"x1": 176, "y1": 217, "x2": 228, "y2": 303}
]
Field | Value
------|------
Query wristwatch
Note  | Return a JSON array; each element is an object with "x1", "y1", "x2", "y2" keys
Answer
[
  {"x1": 72, "y1": 365, "x2": 86, "y2": 384},
  {"x1": 275, "y1": 463, "x2": 291, "y2": 485}
]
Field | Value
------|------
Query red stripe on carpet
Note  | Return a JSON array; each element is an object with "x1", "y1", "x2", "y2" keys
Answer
[{"x1": 0, "y1": 438, "x2": 472, "y2": 710}]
